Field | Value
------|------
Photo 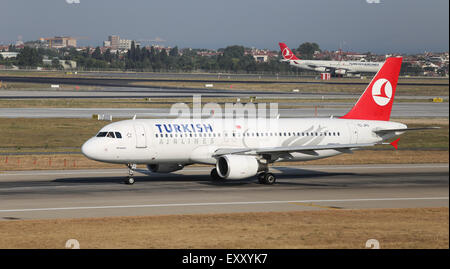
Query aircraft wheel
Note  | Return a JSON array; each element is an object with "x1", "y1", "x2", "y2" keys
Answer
[
  {"x1": 125, "y1": 177, "x2": 135, "y2": 185},
  {"x1": 257, "y1": 173, "x2": 266, "y2": 184},
  {"x1": 262, "y1": 173, "x2": 276, "y2": 185}
]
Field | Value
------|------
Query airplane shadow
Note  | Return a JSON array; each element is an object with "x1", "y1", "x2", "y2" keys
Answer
[{"x1": 52, "y1": 166, "x2": 356, "y2": 187}]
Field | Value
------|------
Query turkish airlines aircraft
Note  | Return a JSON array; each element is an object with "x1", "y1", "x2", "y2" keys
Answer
[
  {"x1": 81, "y1": 57, "x2": 434, "y2": 185},
  {"x1": 279, "y1": 42, "x2": 383, "y2": 75}
]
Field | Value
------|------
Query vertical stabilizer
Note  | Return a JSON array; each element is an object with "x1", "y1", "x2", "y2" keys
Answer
[{"x1": 341, "y1": 57, "x2": 402, "y2": 121}]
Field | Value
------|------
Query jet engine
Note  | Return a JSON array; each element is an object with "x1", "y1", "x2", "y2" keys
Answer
[
  {"x1": 216, "y1": 155, "x2": 264, "y2": 180},
  {"x1": 147, "y1": 164, "x2": 184, "y2": 173},
  {"x1": 335, "y1": 69, "x2": 347, "y2": 75},
  {"x1": 314, "y1": 67, "x2": 327, "y2": 72}
]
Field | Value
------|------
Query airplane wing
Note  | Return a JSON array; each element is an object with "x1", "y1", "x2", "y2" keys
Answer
[
  {"x1": 212, "y1": 143, "x2": 375, "y2": 158},
  {"x1": 374, "y1": 127, "x2": 440, "y2": 135}
]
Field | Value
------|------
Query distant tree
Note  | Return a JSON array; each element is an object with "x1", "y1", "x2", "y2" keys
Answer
[
  {"x1": 92, "y1": 47, "x2": 102, "y2": 60},
  {"x1": 400, "y1": 62, "x2": 422, "y2": 76},
  {"x1": 296, "y1": 42, "x2": 321, "y2": 59},
  {"x1": 223, "y1": 45, "x2": 245, "y2": 58},
  {"x1": 51, "y1": 58, "x2": 62, "y2": 69},
  {"x1": 104, "y1": 48, "x2": 112, "y2": 62},
  {"x1": 17, "y1": 46, "x2": 42, "y2": 67},
  {"x1": 169, "y1": 46, "x2": 179, "y2": 57}
]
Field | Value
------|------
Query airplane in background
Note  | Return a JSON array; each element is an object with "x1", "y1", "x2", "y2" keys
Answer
[
  {"x1": 279, "y1": 42, "x2": 383, "y2": 76},
  {"x1": 81, "y1": 57, "x2": 437, "y2": 185}
]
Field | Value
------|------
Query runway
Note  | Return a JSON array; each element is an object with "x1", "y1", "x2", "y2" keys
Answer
[
  {"x1": 0, "y1": 164, "x2": 447, "y2": 220},
  {"x1": 0, "y1": 102, "x2": 447, "y2": 118}
]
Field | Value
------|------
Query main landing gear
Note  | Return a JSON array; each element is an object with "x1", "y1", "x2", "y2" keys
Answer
[
  {"x1": 257, "y1": 172, "x2": 276, "y2": 185},
  {"x1": 209, "y1": 168, "x2": 277, "y2": 185},
  {"x1": 125, "y1": 163, "x2": 136, "y2": 185}
]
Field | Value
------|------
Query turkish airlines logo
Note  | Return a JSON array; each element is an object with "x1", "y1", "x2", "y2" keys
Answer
[
  {"x1": 282, "y1": 48, "x2": 294, "y2": 60},
  {"x1": 371, "y1": 78, "x2": 392, "y2": 106}
]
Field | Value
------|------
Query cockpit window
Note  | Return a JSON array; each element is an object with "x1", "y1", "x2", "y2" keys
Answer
[
  {"x1": 115, "y1": 132, "x2": 122, "y2": 138},
  {"x1": 96, "y1": 132, "x2": 107, "y2": 137},
  {"x1": 107, "y1": 132, "x2": 115, "y2": 138}
]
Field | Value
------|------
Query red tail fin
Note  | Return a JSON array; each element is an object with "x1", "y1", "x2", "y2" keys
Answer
[
  {"x1": 279, "y1": 42, "x2": 300, "y2": 60},
  {"x1": 341, "y1": 57, "x2": 402, "y2": 121}
]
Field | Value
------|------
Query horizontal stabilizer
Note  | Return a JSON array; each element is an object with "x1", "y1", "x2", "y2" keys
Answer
[{"x1": 374, "y1": 127, "x2": 440, "y2": 135}]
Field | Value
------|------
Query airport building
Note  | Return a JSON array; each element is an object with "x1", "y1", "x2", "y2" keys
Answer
[
  {"x1": 106, "y1": 35, "x2": 135, "y2": 50},
  {"x1": 39, "y1": 36, "x2": 77, "y2": 49},
  {"x1": 118, "y1": 39, "x2": 133, "y2": 50},
  {"x1": 0, "y1": 52, "x2": 19, "y2": 59},
  {"x1": 108, "y1": 35, "x2": 120, "y2": 50}
]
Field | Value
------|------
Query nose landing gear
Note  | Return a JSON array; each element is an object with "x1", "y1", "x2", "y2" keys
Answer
[{"x1": 125, "y1": 163, "x2": 136, "y2": 185}]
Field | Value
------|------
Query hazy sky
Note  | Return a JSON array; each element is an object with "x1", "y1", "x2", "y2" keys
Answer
[{"x1": 1, "y1": 0, "x2": 448, "y2": 54}]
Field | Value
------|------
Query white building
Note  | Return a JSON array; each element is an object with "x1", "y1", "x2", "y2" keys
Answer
[
  {"x1": 0, "y1": 52, "x2": 19, "y2": 59},
  {"x1": 119, "y1": 39, "x2": 132, "y2": 50}
]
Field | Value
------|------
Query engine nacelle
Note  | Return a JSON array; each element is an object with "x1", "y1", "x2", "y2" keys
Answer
[
  {"x1": 334, "y1": 69, "x2": 347, "y2": 75},
  {"x1": 216, "y1": 155, "x2": 263, "y2": 180},
  {"x1": 314, "y1": 67, "x2": 327, "y2": 72},
  {"x1": 147, "y1": 163, "x2": 184, "y2": 173}
]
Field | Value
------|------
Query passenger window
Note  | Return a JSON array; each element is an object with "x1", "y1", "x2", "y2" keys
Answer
[
  {"x1": 96, "y1": 132, "x2": 107, "y2": 137},
  {"x1": 115, "y1": 132, "x2": 122, "y2": 138}
]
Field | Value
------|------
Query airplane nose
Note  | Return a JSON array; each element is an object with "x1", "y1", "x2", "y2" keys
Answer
[{"x1": 81, "y1": 139, "x2": 100, "y2": 160}]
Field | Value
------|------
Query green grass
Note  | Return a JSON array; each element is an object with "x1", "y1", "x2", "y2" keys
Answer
[
  {"x1": 0, "y1": 118, "x2": 447, "y2": 154},
  {"x1": 0, "y1": 118, "x2": 111, "y2": 151}
]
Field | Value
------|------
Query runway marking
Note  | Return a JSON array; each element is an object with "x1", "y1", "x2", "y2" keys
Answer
[{"x1": 0, "y1": 197, "x2": 447, "y2": 213}]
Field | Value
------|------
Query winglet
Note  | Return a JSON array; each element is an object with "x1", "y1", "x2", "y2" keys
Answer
[{"x1": 390, "y1": 138, "x2": 400, "y2": 150}]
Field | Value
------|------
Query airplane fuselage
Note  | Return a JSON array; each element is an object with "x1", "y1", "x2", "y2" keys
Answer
[
  {"x1": 82, "y1": 118, "x2": 405, "y2": 165},
  {"x1": 288, "y1": 59, "x2": 383, "y2": 74}
]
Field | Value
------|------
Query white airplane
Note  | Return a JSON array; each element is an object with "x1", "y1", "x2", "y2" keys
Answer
[
  {"x1": 81, "y1": 57, "x2": 435, "y2": 185},
  {"x1": 279, "y1": 42, "x2": 383, "y2": 76}
]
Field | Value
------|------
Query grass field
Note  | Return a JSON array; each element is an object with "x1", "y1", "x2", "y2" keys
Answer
[
  {"x1": 0, "y1": 96, "x2": 445, "y2": 110},
  {"x1": 0, "y1": 118, "x2": 447, "y2": 153},
  {"x1": 129, "y1": 80, "x2": 450, "y2": 96},
  {"x1": 1, "y1": 76, "x2": 448, "y2": 96},
  {"x1": 0, "y1": 207, "x2": 447, "y2": 249},
  {"x1": 0, "y1": 117, "x2": 447, "y2": 170}
]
